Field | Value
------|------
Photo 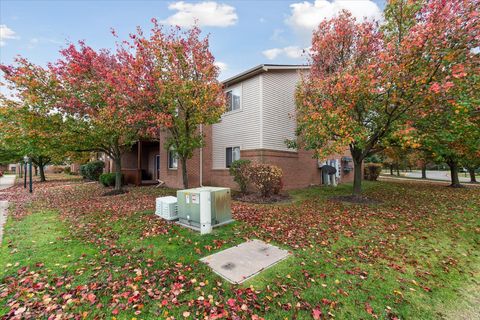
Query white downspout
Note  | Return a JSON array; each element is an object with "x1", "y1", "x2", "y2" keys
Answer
[
  {"x1": 200, "y1": 124, "x2": 203, "y2": 187},
  {"x1": 259, "y1": 74, "x2": 264, "y2": 151}
]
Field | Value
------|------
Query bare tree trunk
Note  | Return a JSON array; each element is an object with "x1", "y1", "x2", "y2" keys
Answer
[
  {"x1": 396, "y1": 165, "x2": 400, "y2": 176},
  {"x1": 390, "y1": 164, "x2": 393, "y2": 175},
  {"x1": 446, "y1": 158, "x2": 462, "y2": 188},
  {"x1": 34, "y1": 165, "x2": 38, "y2": 176},
  {"x1": 114, "y1": 156, "x2": 122, "y2": 191},
  {"x1": 421, "y1": 163, "x2": 427, "y2": 179},
  {"x1": 350, "y1": 146, "x2": 363, "y2": 196},
  {"x1": 468, "y1": 167, "x2": 477, "y2": 183},
  {"x1": 30, "y1": 156, "x2": 49, "y2": 182},
  {"x1": 353, "y1": 161, "x2": 362, "y2": 196},
  {"x1": 39, "y1": 165, "x2": 46, "y2": 182},
  {"x1": 181, "y1": 157, "x2": 188, "y2": 189}
]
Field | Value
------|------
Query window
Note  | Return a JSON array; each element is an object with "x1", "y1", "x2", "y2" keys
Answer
[
  {"x1": 226, "y1": 87, "x2": 241, "y2": 112},
  {"x1": 155, "y1": 155, "x2": 160, "y2": 179},
  {"x1": 226, "y1": 146, "x2": 240, "y2": 168},
  {"x1": 168, "y1": 148, "x2": 178, "y2": 169}
]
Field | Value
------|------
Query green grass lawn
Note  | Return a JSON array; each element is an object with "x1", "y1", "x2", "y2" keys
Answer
[{"x1": 0, "y1": 177, "x2": 479, "y2": 319}]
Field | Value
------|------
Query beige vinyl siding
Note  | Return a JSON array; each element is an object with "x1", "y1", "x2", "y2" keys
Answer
[
  {"x1": 262, "y1": 70, "x2": 300, "y2": 151},
  {"x1": 212, "y1": 75, "x2": 262, "y2": 169}
]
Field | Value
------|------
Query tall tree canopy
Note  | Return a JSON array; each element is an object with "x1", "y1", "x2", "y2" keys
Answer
[
  {"x1": 51, "y1": 42, "x2": 141, "y2": 192},
  {"x1": 124, "y1": 21, "x2": 225, "y2": 188},
  {"x1": 295, "y1": 11, "x2": 387, "y2": 196},
  {"x1": 397, "y1": 0, "x2": 480, "y2": 187},
  {"x1": 0, "y1": 60, "x2": 71, "y2": 181},
  {"x1": 295, "y1": 0, "x2": 478, "y2": 195}
]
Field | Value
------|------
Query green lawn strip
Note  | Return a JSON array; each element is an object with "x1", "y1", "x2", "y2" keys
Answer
[
  {"x1": 239, "y1": 193, "x2": 478, "y2": 320},
  {"x1": 0, "y1": 210, "x2": 98, "y2": 278},
  {"x1": 289, "y1": 181, "x2": 384, "y2": 203},
  {"x1": 1, "y1": 180, "x2": 479, "y2": 319},
  {"x1": 0, "y1": 209, "x2": 100, "y2": 317}
]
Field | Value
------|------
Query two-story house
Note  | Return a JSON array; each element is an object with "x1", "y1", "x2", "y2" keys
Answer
[{"x1": 109, "y1": 64, "x2": 354, "y2": 190}]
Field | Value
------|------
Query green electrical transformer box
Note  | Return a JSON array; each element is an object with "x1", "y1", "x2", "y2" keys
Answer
[{"x1": 177, "y1": 187, "x2": 233, "y2": 230}]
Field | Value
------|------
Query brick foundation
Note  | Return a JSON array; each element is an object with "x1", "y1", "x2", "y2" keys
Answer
[{"x1": 114, "y1": 125, "x2": 354, "y2": 191}]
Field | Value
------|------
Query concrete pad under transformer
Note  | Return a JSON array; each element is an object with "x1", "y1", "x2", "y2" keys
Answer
[{"x1": 200, "y1": 239, "x2": 291, "y2": 284}]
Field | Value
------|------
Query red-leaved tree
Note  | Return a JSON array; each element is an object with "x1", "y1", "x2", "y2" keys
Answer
[
  {"x1": 295, "y1": 0, "x2": 478, "y2": 195},
  {"x1": 52, "y1": 42, "x2": 141, "y2": 192},
  {"x1": 398, "y1": 0, "x2": 480, "y2": 187},
  {"x1": 295, "y1": 11, "x2": 386, "y2": 196},
  {"x1": 120, "y1": 20, "x2": 225, "y2": 188}
]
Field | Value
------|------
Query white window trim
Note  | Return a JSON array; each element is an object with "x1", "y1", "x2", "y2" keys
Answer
[
  {"x1": 225, "y1": 146, "x2": 241, "y2": 168},
  {"x1": 168, "y1": 148, "x2": 178, "y2": 170},
  {"x1": 223, "y1": 85, "x2": 242, "y2": 116}
]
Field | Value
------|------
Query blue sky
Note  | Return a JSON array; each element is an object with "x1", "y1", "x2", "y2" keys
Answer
[{"x1": 1, "y1": 0, "x2": 385, "y2": 81}]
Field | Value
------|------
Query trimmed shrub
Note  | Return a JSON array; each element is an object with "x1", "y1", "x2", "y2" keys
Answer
[
  {"x1": 246, "y1": 162, "x2": 283, "y2": 198},
  {"x1": 99, "y1": 173, "x2": 122, "y2": 187},
  {"x1": 364, "y1": 163, "x2": 382, "y2": 181},
  {"x1": 229, "y1": 159, "x2": 251, "y2": 194},
  {"x1": 79, "y1": 160, "x2": 104, "y2": 181}
]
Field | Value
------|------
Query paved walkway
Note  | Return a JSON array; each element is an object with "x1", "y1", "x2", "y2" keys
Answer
[
  {"x1": 379, "y1": 174, "x2": 479, "y2": 187},
  {"x1": 0, "y1": 175, "x2": 16, "y2": 243},
  {"x1": 404, "y1": 170, "x2": 473, "y2": 183}
]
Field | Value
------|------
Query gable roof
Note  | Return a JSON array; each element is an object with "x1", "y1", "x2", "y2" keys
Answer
[{"x1": 222, "y1": 64, "x2": 310, "y2": 87}]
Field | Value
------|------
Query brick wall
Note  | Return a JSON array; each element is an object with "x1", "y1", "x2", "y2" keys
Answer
[
  {"x1": 156, "y1": 133, "x2": 201, "y2": 189},
  {"x1": 200, "y1": 125, "x2": 355, "y2": 190},
  {"x1": 115, "y1": 125, "x2": 355, "y2": 191}
]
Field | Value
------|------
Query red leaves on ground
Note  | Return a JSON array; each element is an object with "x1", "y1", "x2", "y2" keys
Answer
[
  {"x1": 1, "y1": 177, "x2": 478, "y2": 319},
  {"x1": 86, "y1": 293, "x2": 96, "y2": 304},
  {"x1": 365, "y1": 302, "x2": 377, "y2": 318},
  {"x1": 312, "y1": 308, "x2": 322, "y2": 319}
]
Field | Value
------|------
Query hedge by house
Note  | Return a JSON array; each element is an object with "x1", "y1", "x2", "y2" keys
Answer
[
  {"x1": 247, "y1": 162, "x2": 283, "y2": 198},
  {"x1": 229, "y1": 159, "x2": 251, "y2": 195},
  {"x1": 364, "y1": 163, "x2": 382, "y2": 181},
  {"x1": 99, "y1": 172, "x2": 123, "y2": 187},
  {"x1": 79, "y1": 160, "x2": 104, "y2": 181}
]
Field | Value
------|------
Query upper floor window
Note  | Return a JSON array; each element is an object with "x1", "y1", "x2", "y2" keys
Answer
[
  {"x1": 226, "y1": 146, "x2": 240, "y2": 168},
  {"x1": 226, "y1": 87, "x2": 241, "y2": 112}
]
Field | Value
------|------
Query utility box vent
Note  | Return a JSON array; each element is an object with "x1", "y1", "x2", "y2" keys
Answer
[
  {"x1": 155, "y1": 196, "x2": 178, "y2": 220},
  {"x1": 177, "y1": 187, "x2": 233, "y2": 234}
]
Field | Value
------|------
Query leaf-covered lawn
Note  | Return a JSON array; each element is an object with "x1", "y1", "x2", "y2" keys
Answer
[{"x1": 1, "y1": 177, "x2": 479, "y2": 319}]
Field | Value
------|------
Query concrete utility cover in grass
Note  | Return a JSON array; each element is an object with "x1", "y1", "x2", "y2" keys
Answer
[{"x1": 200, "y1": 239, "x2": 290, "y2": 284}]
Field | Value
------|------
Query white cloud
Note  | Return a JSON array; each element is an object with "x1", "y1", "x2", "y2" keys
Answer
[
  {"x1": 262, "y1": 46, "x2": 306, "y2": 60},
  {"x1": 0, "y1": 24, "x2": 18, "y2": 46},
  {"x1": 27, "y1": 37, "x2": 62, "y2": 49},
  {"x1": 284, "y1": 46, "x2": 304, "y2": 59},
  {"x1": 286, "y1": 0, "x2": 382, "y2": 32},
  {"x1": 162, "y1": 1, "x2": 238, "y2": 27},
  {"x1": 214, "y1": 61, "x2": 228, "y2": 72},
  {"x1": 262, "y1": 48, "x2": 284, "y2": 60}
]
